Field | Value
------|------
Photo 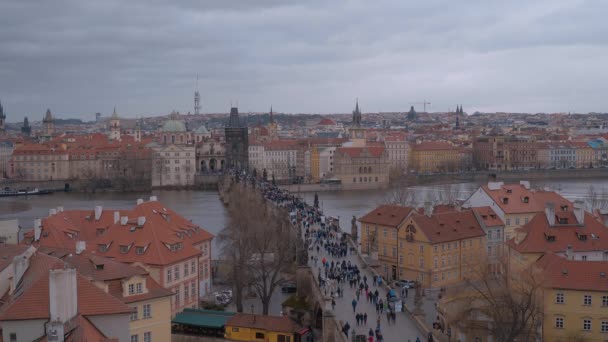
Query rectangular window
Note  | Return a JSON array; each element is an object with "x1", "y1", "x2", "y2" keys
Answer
[
  {"x1": 131, "y1": 335, "x2": 139, "y2": 342},
  {"x1": 191, "y1": 280, "x2": 196, "y2": 298},
  {"x1": 584, "y1": 295, "x2": 592, "y2": 306},
  {"x1": 602, "y1": 296, "x2": 608, "y2": 306},
  {"x1": 144, "y1": 332, "x2": 151, "y2": 342},
  {"x1": 129, "y1": 284, "x2": 135, "y2": 295},
  {"x1": 255, "y1": 332, "x2": 265, "y2": 339},
  {"x1": 278, "y1": 335, "x2": 292, "y2": 342},
  {"x1": 143, "y1": 304, "x2": 151, "y2": 319},
  {"x1": 167, "y1": 268, "x2": 172, "y2": 283},
  {"x1": 392, "y1": 247, "x2": 397, "y2": 257},
  {"x1": 191, "y1": 260, "x2": 196, "y2": 274},
  {"x1": 184, "y1": 284, "x2": 189, "y2": 299},
  {"x1": 419, "y1": 258, "x2": 424, "y2": 268},
  {"x1": 555, "y1": 292, "x2": 564, "y2": 304},
  {"x1": 136, "y1": 283, "x2": 143, "y2": 294},
  {"x1": 515, "y1": 218, "x2": 520, "y2": 225},
  {"x1": 184, "y1": 263, "x2": 189, "y2": 276},
  {"x1": 419, "y1": 245, "x2": 424, "y2": 253},
  {"x1": 175, "y1": 287, "x2": 180, "y2": 305},
  {"x1": 555, "y1": 317, "x2": 563, "y2": 329},
  {"x1": 602, "y1": 321, "x2": 608, "y2": 333},
  {"x1": 174, "y1": 265, "x2": 180, "y2": 279},
  {"x1": 583, "y1": 319, "x2": 591, "y2": 331},
  {"x1": 506, "y1": 219, "x2": 511, "y2": 226},
  {"x1": 130, "y1": 306, "x2": 138, "y2": 321},
  {"x1": 434, "y1": 245, "x2": 438, "y2": 253}
]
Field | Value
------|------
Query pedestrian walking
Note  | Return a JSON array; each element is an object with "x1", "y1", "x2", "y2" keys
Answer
[
  {"x1": 364, "y1": 312, "x2": 368, "y2": 325},
  {"x1": 352, "y1": 298, "x2": 357, "y2": 313},
  {"x1": 342, "y1": 322, "x2": 350, "y2": 338},
  {"x1": 356, "y1": 313, "x2": 360, "y2": 326},
  {"x1": 331, "y1": 298, "x2": 336, "y2": 310}
]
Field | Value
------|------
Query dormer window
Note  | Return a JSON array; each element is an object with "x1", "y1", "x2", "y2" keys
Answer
[
  {"x1": 98, "y1": 244, "x2": 108, "y2": 252},
  {"x1": 96, "y1": 228, "x2": 105, "y2": 237},
  {"x1": 561, "y1": 205, "x2": 568, "y2": 212},
  {"x1": 558, "y1": 218, "x2": 568, "y2": 224},
  {"x1": 502, "y1": 198, "x2": 509, "y2": 204},
  {"x1": 136, "y1": 246, "x2": 145, "y2": 255},
  {"x1": 506, "y1": 189, "x2": 513, "y2": 194},
  {"x1": 120, "y1": 245, "x2": 130, "y2": 254},
  {"x1": 523, "y1": 197, "x2": 529, "y2": 203},
  {"x1": 578, "y1": 233, "x2": 587, "y2": 241},
  {"x1": 94, "y1": 263, "x2": 104, "y2": 270},
  {"x1": 545, "y1": 233, "x2": 556, "y2": 242}
]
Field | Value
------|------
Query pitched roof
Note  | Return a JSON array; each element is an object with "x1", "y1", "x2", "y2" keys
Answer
[
  {"x1": 472, "y1": 206, "x2": 504, "y2": 227},
  {"x1": 226, "y1": 313, "x2": 300, "y2": 334},
  {"x1": 411, "y1": 210, "x2": 486, "y2": 244},
  {"x1": 509, "y1": 212, "x2": 608, "y2": 254},
  {"x1": 536, "y1": 252, "x2": 608, "y2": 292},
  {"x1": 0, "y1": 245, "x2": 29, "y2": 272},
  {"x1": 0, "y1": 253, "x2": 132, "y2": 321},
  {"x1": 29, "y1": 200, "x2": 214, "y2": 266},
  {"x1": 359, "y1": 205, "x2": 415, "y2": 227},
  {"x1": 480, "y1": 183, "x2": 572, "y2": 215}
]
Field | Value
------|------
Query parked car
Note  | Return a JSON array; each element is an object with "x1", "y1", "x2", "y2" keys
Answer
[
  {"x1": 281, "y1": 282, "x2": 297, "y2": 293},
  {"x1": 394, "y1": 279, "x2": 417, "y2": 289}
]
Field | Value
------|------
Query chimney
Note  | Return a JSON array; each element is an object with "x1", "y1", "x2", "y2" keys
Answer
[
  {"x1": 149, "y1": 195, "x2": 158, "y2": 201},
  {"x1": 94, "y1": 205, "x2": 103, "y2": 221},
  {"x1": 573, "y1": 200, "x2": 585, "y2": 225},
  {"x1": 49, "y1": 268, "x2": 78, "y2": 324},
  {"x1": 137, "y1": 216, "x2": 146, "y2": 226},
  {"x1": 120, "y1": 216, "x2": 128, "y2": 226},
  {"x1": 49, "y1": 208, "x2": 57, "y2": 216},
  {"x1": 11, "y1": 255, "x2": 30, "y2": 294},
  {"x1": 113, "y1": 211, "x2": 120, "y2": 224},
  {"x1": 519, "y1": 180, "x2": 530, "y2": 190},
  {"x1": 566, "y1": 244, "x2": 574, "y2": 260},
  {"x1": 34, "y1": 218, "x2": 42, "y2": 241},
  {"x1": 75, "y1": 241, "x2": 86, "y2": 254},
  {"x1": 424, "y1": 202, "x2": 433, "y2": 217},
  {"x1": 545, "y1": 202, "x2": 555, "y2": 226},
  {"x1": 57, "y1": 206, "x2": 64, "y2": 212},
  {"x1": 137, "y1": 198, "x2": 144, "y2": 205}
]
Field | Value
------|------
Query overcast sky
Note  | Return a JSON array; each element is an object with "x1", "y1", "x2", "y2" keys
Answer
[{"x1": 0, "y1": 0, "x2": 606, "y2": 121}]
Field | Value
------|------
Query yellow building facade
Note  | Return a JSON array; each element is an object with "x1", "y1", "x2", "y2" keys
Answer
[
  {"x1": 359, "y1": 205, "x2": 487, "y2": 288},
  {"x1": 310, "y1": 145, "x2": 320, "y2": 182},
  {"x1": 409, "y1": 141, "x2": 460, "y2": 174},
  {"x1": 224, "y1": 313, "x2": 300, "y2": 342},
  {"x1": 125, "y1": 274, "x2": 172, "y2": 342}
]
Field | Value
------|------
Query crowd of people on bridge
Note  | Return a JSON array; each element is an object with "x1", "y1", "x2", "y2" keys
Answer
[{"x1": 228, "y1": 171, "x2": 426, "y2": 342}]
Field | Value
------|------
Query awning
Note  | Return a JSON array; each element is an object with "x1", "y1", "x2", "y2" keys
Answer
[{"x1": 172, "y1": 308, "x2": 236, "y2": 329}]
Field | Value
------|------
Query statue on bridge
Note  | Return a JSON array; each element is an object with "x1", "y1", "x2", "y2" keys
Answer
[
  {"x1": 351, "y1": 216, "x2": 358, "y2": 241},
  {"x1": 297, "y1": 238, "x2": 309, "y2": 266}
]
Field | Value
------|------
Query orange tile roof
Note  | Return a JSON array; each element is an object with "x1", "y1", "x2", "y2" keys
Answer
[
  {"x1": 411, "y1": 141, "x2": 456, "y2": 151},
  {"x1": 226, "y1": 313, "x2": 300, "y2": 334},
  {"x1": 0, "y1": 253, "x2": 132, "y2": 321},
  {"x1": 317, "y1": 118, "x2": 336, "y2": 126},
  {"x1": 536, "y1": 252, "x2": 608, "y2": 291},
  {"x1": 336, "y1": 146, "x2": 385, "y2": 158},
  {"x1": 359, "y1": 205, "x2": 415, "y2": 227},
  {"x1": 509, "y1": 211, "x2": 608, "y2": 254},
  {"x1": 0, "y1": 245, "x2": 29, "y2": 272},
  {"x1": 29, "y1": 201, "x2": 214, "y2": 267},
  {"x1": 472, "y1": 206, "x2": 504, "y2": 227},
  {"x1": 480, "y1": 183, "x2": 572, "y2": 215},
  {"x1": 411, "y1": 210, "x2": 486, "y2": 244}
]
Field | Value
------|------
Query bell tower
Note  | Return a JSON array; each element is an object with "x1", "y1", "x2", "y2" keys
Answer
[
  {"x1": 349, "y1": 99, "x2": 366, "y2": 147},
  {"x1": 109, "y1": 107, "x2": 121, "y2": 141}
]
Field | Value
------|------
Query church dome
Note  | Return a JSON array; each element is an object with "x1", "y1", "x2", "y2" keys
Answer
[{"x1": 160, "y1": 120, "x2": 187, "y2": 132}]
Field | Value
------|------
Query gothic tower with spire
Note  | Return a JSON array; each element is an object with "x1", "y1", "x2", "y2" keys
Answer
[
  {"x1": 109, "y1": 107, "x2": 121, "y2": 141},
  {"x1": 0, "y1": 100, "x2": 6, "y2": 134},
  {"x1": 194, "y1": 74, "x2": 201, "y2": 115},
  {"x1": 267, "y1": 105, "x2": 278, "y2": 141},
  {"x1": 349, "y1": 99, "x2": 366, "y2": 147},
  {"x1": 134, "y1": 117, "x2": 142, "y2": 143},
  {"x1": 21, "y1": 116, "x2": 31, "y2": 136},
  {"x1": 43, "y1": 109, "x2": 55, "y2": 136},
  {"x1": 224, "y1": 106, "x2": 249, "y2": 170}
]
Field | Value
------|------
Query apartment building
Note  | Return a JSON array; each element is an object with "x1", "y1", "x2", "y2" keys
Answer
[
  {"x1": 333, "y1": 145, "x2": 389, "y2": 190},
  {"x1": 409, "y1": 141, "x2": 460, "y2": 174},
  {"x1": 23, "y1": 197, "x2": 214, "y2": 317}
]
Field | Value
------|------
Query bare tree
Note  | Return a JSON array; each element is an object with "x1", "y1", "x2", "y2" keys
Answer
[
  {"x1": 587, "y1": 185, "x2": 608, "y2": 211},
  {"x1": 219, "y1": 180, "x2": 296, "y2": 314},
  {"x1": 441, "y1": 257, "x2": 544, "y2": 342},
  {"x1": 382, "y1": 184, "x2": 417, "y2": 206}
]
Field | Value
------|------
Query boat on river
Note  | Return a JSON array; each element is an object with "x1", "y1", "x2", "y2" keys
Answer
[{"x1": 0, "y1": 187, "x2": 54, "y2": 197}]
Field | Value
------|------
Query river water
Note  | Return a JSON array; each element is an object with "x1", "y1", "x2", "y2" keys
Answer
[{"x1": 2, "y1": 178, "x2": 608, "y2": 258}]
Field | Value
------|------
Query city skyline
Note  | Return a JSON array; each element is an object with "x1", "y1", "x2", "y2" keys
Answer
[{"x1": 1, "y1": 0, "x2": 607, "y2": 119}]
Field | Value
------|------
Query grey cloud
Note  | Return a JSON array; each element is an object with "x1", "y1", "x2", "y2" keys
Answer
[{"x1": 0, "y1": 0, "x2": 606, "y2": 121}]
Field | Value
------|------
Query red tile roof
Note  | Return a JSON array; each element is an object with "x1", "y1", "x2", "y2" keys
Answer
[
  {"x1": 536, "y1": 252, "x2": 608, "y2": 292},
  {"x1": 480, "y1": 183, "x2": 572, "y2": 215},
  {"x1": 509, "y1": 211, "x2": 608, "y2": 254},
  {"x1": 472, "y1": 206, "x2": 504, "y2": 227},
  {"x1": 0, "y1": 253, "x2": 132, "y2": 321},
  {"x1": 412, "y1": 210, "x2": 486, "y2": 244},
  {"x1": 359, "y1": 205, "x2": 415, "y2": 227},
  {"x1": 336, "y1": 146, "x2": 385, "y2": 158},
  {"x1": 27, "y1": 200, "x2": 214, "y2": 267},
  {"x1": 317, "y1": 118, "x2": 336, "y2": 126},
  {"x1": 226, "y1": 313, "x2": 300, "y2": 334}
]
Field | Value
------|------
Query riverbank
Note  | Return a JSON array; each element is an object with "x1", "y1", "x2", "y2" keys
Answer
[{"x1": 281, "y1": 168, "x2": 608, "y2": 193}]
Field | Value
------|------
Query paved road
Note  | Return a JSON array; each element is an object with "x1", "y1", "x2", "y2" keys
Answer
[{"x1": 306, "y1": 225, "x2": 427, "y2": 342}]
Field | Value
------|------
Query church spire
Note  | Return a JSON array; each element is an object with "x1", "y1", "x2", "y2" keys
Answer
[
  {"x1": 0, "y1": 100, "x2": 4, "y2": 119},
  {"x1": 352, "y1": 98, "x2": 362, "y2": 127},
  {"x1": 269, "y1": 105, "x2": 274, "y2": 123}
]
